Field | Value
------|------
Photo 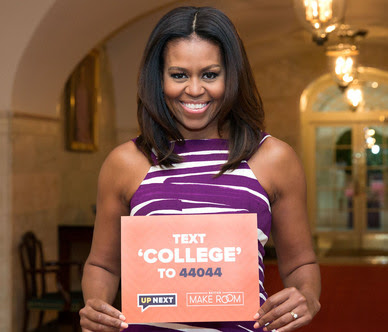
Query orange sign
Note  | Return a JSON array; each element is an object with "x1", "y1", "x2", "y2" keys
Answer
[{"x1": 121, "y1": 213, "x2": 259, "y2": 323}]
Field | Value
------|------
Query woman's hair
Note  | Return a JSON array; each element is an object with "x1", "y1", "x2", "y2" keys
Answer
[{"x1": 136, "y1": 6, "x2": 265, "y2": 174}]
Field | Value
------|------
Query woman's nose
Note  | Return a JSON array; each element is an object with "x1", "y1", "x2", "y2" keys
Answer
[{"x1": 185, "y1": 78, "x2": 205, "y2": 96}]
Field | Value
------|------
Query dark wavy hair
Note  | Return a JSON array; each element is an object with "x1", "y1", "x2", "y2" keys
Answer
[{"x1": 136, "y1": 6, "x2": 265, "y2": 174}]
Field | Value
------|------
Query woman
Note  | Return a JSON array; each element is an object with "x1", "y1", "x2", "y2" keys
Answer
[{"x1": 80, "y1": 6, "x2": 321, "y2": 332}]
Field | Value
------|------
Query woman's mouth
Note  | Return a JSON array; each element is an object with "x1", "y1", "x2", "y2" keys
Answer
[{"x1": 180, "y1": 102, "x2": 210, "y2": 113}]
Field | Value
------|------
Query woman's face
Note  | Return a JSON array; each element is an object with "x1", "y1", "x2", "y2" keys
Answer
[{"x1": 163, "y1": 36, "x2": 226, "y2": 139}]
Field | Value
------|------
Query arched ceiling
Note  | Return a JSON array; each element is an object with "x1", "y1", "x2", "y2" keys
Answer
[
  {"x1": 0, "y1": 0, "x2": 54, "y2": 110},
  {"x1": 6, "y1": 0, "x2": 388, "y2": 118},
  {"x1": 10, "y1": 0, "x2": 176, "y2": 116}
]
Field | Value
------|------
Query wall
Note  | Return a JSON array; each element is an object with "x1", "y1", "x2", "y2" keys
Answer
[
  {"x1": 264, "y1": 263, "x2": 388, "y2": 331},
  {"x1": 0, "y1": 109, "x2": 12, "y2": 331},
  {"x1": 10, "y1": 47, "x2": 119, "y2": 332},
  {"x1": 252, "y1": 47, "x2": 327, "y2": 153},
  {"x1": 0, "y1": 0, "x2": 55, "y2": 110}
]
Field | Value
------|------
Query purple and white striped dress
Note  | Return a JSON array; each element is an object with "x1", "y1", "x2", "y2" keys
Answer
[{"x1": 127, "y1": 135, "x2": 272, "y2": 332}]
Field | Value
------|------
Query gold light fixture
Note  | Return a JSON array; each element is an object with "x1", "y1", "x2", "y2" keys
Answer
[
  {"x1": 326, "y1": 43, "x2": 359, "y2": 89},
  {"x1": 304, "y1": 0, "x2": 333, "y2": 24},
  {"x1": 345, "y1": 80, "x2": 363, "y2": 110},
  {"x1": 294, "y1": 0, "x2": 374, "y2": 110},
  {"x1": 293, "y1": 0, "x2": 346, "y2": 44}
]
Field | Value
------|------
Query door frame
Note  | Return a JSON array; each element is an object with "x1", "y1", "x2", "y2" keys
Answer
[{"x1": 300, "y1": 68, "x2": 388, "y2": 258}]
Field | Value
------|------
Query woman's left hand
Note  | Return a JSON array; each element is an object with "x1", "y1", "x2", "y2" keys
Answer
[{"x1": 253, "y1": 286, "x2": 320, "y2": 331}]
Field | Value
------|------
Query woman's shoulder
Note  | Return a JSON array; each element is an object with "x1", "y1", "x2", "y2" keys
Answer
[
  {"x1": 249, "y1": 136, "x2": 305, "y2": 199},
  {"x1": 252, "y1": 135, "x2": 300, "y2": 165},
  {"x1": 97, "y1": 139, "x2": 151, "y2": 203},
  {"x1": 100, "y1": 140, "x2": 150, "y2": 183},
  {"x1": 104, "y1": 139, "x2": 148, "y2": 169}
]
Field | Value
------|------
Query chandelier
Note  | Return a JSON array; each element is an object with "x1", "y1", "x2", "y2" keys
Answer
[
  {"x1": 294, "y1": 0, "x2": 370, "y2": 103},
  {"x1": 345, "y1": 80, "x2": 364, "y2": 110},
  {"x1": 326, "y1": 43, "x2": 359, "y2": 89},
  {"x1": 293, "y1": 0, "x2": 346, "y2": 45}
]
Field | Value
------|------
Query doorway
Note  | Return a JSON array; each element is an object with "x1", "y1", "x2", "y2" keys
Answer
[{"x1": 301, "y1": 67, "x2": 388, "y2": 261}]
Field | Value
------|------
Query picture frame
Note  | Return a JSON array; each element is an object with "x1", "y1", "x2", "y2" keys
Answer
[{"x1": 65, "y1": 49, "x2": 99, "y2": 152}]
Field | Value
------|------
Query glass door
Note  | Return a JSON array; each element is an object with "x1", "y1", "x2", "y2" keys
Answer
[
  {"x1": 364, "y1": 125, "x2": 388, "y2": 232},
  {"x1": 315, "y1": 125, "x2": 353, "y2": 232},
  {"x1": 300, "y1": 68, "x2": 388, "y2": 261},
  {"x1": 315, "y1": 123, "x2": 388, "y2": 256}
]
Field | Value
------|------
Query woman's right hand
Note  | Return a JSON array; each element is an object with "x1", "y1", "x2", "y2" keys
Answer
[{"x1": 80, "y1": 298, "x2": 129, "y2": 331}]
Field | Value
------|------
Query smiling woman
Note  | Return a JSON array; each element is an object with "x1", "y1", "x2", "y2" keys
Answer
[
  {"x1": 135, "y1": 6, "x2": 265, "y2": 172},
  {"x1": 80, "y1": 6, "x2": 321, "y2": 332},
  {"x1": 162, "y1": 36, "x2": 226, "y2": 139}
]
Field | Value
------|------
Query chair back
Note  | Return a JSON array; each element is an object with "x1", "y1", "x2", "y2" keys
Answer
[{"x1": 19, "y1": 232, "x2": 47, "y2": 299}]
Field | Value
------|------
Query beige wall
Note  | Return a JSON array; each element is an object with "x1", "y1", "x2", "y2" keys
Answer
[
  {"x1": 12, "y1": 115, "x2": 65, "y2": 329},
  {"x1": 10, "y1": 48, "x2": 120, "y2": 332},
  {"x1": 0, "y1": 109, "x2": 12, "y2": 331},
  {"x1": 0, "y1": 0, "x2": 54, "y2": 109},
  {"x1": 252, "y1": 48, "x2": 328, "y2": 153}
]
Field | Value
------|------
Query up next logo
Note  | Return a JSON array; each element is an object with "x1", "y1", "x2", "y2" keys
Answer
[{"x1": 137, "y1": 293, "x2": 177, "y2": 312}]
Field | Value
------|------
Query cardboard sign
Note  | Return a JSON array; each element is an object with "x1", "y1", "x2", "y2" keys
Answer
[{"x1": 121, "y1": 213, "x2": 259, "y2": 323}]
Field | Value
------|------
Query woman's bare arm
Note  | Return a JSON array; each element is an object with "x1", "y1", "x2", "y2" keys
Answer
[
  {"x1": 250, "y1": 137, "x2": 321, "y2": 332},
  {"x1": 80, "y1": 141, "x2": 150, "y2": 331}
]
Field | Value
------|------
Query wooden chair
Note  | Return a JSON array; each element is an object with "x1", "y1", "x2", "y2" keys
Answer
[{"x1": 19, "y1": 231, "x2": 84, "y2": 332}]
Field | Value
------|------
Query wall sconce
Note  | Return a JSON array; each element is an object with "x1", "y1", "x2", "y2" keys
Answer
[
  {"x1": 326, "y1": 43, "x2": 359, "y2": 89},
  {"x1": 293, "y1": 0, "x2": 346, "y2": 45}
]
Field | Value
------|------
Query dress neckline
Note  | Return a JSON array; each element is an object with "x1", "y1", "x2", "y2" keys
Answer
[{"x1": 173, "y1": 138, "x2": 228, "y2": 142}]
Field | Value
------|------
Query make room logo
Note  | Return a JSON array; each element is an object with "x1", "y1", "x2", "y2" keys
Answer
[
  {"x1": 137, "y1": 293, "x2": 177, "y2": 312},
  {"x1": 186, "y1": 291, "x2": 244, "y2": 307}
]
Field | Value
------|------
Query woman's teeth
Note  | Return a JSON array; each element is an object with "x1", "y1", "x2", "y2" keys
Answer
[{"x1": 182, "y1": 102, "x2": 208, "y2": 110}]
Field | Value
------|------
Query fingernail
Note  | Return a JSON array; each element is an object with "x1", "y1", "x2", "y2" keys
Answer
[
  {"x1": 253, "y1": 313, "x2": 260, "y2": 320},
  {"x1": 119, "y1": 314, "x2": 126, "y2": 321},
  {"x1": 120, "y1": 322, "x2": 129, "y2": 329},
  {"x1": 253, "y1": 322, "x2": 259, "y2": 329}
]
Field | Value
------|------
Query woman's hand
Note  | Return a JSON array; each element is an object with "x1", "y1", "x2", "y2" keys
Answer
[
  {"x1": 253, "y1": 287, "x2": 320, "y2": 331},
  {"x1": 80, "y1": 298, "x2": 129, "y2": 332}
]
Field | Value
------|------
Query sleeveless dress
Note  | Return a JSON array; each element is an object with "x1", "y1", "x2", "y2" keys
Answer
[{"x1": 126, "y1": 135, "x2": 273, "y2": 332}]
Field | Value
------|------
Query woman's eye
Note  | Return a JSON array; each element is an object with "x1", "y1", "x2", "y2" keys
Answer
[
  {"x1": 203, "y1": 72, "x2": 218, "y2": 80},
  {"x1": 171, "y1": 73, "x2": 187, "y2": 79}
]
